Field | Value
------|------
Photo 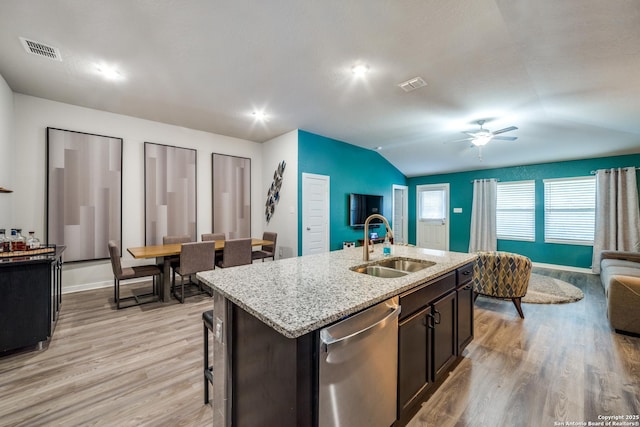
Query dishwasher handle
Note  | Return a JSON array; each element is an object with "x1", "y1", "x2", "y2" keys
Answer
[{"x1": 320, "y1": 303, "x2": 401, "y2": 353}]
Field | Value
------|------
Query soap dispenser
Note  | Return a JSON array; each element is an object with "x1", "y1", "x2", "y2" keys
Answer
[{"x1": 383, "y1": 234, "x2": 391, "y2": 257}]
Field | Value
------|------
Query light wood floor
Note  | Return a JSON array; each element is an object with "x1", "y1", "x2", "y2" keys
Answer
[
  {"x1": 0, "y1": 283, "x2": 214, "y2": 427},
  {"x1": 1, "y1": 269, "x2": 638, "y2": 427},
  {"x1": 408, "y1": 268, "x2": 640, "y2": 427}
]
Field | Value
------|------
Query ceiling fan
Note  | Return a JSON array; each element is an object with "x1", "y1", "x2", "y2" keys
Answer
[
  {"x1": 460, "y1": 120, "x2": 518, "y2": 146},
  {"x1": 454, "y1": 119, "x2": 518, "y2": 160}
]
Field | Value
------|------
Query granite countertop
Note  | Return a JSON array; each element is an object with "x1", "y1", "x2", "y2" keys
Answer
[{"x1": 197, "y1": 245, "x2": 476, "y2": 339}]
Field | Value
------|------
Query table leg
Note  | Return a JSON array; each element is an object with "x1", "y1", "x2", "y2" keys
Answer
[{"x1": 156, "y1": 257, "x2": 172, "y2": 302}]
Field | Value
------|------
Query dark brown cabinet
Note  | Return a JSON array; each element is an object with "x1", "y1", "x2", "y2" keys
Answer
[
  {"x1": 432, "y1": 291, "x2": 457, "y2": 380},
  {"x1": 456, "y1": 263, "x2": 474, "y2": 354},
  {"x1": 396, "y1": 262, "x2": 475, "y2": 426},
  {"x1": 0, "y1": 247, "x2": 64, "y2": 354},
  {"x1": 398, "y1": 306, "x2": 431, "y2": 413}
]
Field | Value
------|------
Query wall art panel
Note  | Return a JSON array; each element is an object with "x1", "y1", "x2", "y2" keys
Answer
[
  {"x1": 47, "y1": 127, "x2": 122, "y2": 262},
  {"x1": 145, "y1": 142, "x2": 197, "y2": 245},
  {"x1": 212, "y1": 153, "x2": 250, "y2": 238}
]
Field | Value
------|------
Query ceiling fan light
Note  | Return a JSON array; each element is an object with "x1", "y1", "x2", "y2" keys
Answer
[{"x1": 472, "y1": 135, "x2": 492, "y2": 146}]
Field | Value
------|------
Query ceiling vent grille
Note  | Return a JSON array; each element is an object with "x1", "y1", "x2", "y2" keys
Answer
[
  {"x1": 398, "y1": 77, "x2": 427, "y2": 92},
  {"x1": 19, "y1": 37, "x2": 62, "y2": 61}
]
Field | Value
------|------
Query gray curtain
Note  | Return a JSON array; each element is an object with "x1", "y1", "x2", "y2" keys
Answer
[
  {"x1": 592, "y1": 167, "x2": 640, "y2": 273},
  {"x1": 469, "y1": 179, "x2": 498, "y2": 253}
]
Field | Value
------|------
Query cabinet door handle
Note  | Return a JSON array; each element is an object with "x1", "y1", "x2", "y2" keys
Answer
[
  {"x1": 433, "y1": 309, "x2": 441, "y2": 325},
  {"x1": 462, "y1": 270, "x2": 471, "y2": 276},
  {"x1": 425, "y1": 313, "x2": 435, "y2": 329},
  {"x1": 463, "y1": 285, "x2": 472, "y2": 291}
]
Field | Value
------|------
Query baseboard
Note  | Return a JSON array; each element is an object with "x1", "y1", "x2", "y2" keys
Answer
[{"x1": 532, "y1": 262, "x2": 594, "y2": 275}]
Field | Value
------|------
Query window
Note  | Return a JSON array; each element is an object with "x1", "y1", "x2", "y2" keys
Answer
[
  {"x1": 418, "y1": 187, "x2": 446, "y2": 222},
  {"x1": 544, "y1": 176, "x2": 595, "y2": 245},
  {"x1": 496, "y1": 180, "x2": 535, "y2": 241}
]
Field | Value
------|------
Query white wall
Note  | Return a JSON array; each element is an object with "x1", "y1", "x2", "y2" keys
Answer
[
  {"x1": 0, "y1": 74, "x2": 14, "y2": 227},
  {"x1": 13, "y1": 94, "x2": 264, "y2": 293},
  {"x1": 261, "y1": 130, "x2": 299, "y2": 258}
]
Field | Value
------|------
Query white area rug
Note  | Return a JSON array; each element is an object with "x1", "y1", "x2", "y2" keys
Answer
[{"x1": 522, "y1": 273, "x2": 585, "y2": 304}]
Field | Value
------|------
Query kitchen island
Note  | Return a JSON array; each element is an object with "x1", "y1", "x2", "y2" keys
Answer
[{"x1": 198, "y1": 245, "x2": 476, "y2": 427}]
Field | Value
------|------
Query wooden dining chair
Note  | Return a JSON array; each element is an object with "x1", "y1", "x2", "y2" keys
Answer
[
  {"x1": 108, "y1": 241, "x2": 161, "y2": 309},
  {"x1": 217, "y1": 238, "x2": 252, "y2": 268},
  {"x1": 172, "y1": 241, "x2": 216, "y2": 303},
  {"x1": 252, "y1": 231, "x2": 277, "y2": 262}
]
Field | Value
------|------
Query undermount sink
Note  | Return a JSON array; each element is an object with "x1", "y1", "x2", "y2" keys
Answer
[
  {"x1": 372, "y1": 258, "x2": 436, "y2": 272},
  {"x1": 351, "y1": 257, "x2": 436, "y2": 278},
  {"x1": 352, "y1": 265, "x2": 409, "y2": 278}
]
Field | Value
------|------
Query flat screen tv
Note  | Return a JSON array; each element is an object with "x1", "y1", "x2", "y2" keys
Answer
[{"x1": 349, "y1": 193, "x2": 383, "y2": 227}]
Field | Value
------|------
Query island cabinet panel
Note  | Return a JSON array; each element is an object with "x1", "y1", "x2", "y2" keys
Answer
[
  {"x1": 456, "y1": 262, "x2": 475, "y2": 354},
  {"x1": 432, "y1": 291, "x2": 457, "y2": 380},
  {"x1": 231, "y1": 305, "x2": 315, "y2": 427},
  {"x1": 398, "y1": 306, "x2": 431, "y2": 413}
]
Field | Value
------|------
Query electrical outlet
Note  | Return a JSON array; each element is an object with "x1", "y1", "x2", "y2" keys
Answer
[{"x1": 215, "y1": 318, "x2": 224, "y2": 343}]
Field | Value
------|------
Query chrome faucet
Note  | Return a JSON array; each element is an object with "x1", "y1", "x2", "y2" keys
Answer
[{"x1": 363, "y1": 214, "x2": 394, "y2": 261}]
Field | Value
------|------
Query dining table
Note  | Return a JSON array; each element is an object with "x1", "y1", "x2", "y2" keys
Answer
[{"x1": 127, "y1": 238, "x2": 273, "y2": 302}]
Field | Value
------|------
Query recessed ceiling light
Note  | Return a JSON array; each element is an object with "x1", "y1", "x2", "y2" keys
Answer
[
  {"x1": 96, "y1": 64, "x2": 123, "y2": 80},
  {"x1": 252, "y1": 111, "x2": 267, "y2": 121},
  {"x1": 351, "y1": 64, "x2": 369, "y2": 77},
  {"x1": 375, "y1": 146, "x2": 383, "y2": 151}
]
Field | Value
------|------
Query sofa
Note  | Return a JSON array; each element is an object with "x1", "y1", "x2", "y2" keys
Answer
[{"x1": 599, "y1": 251, "x2": 640, "y2": 335}]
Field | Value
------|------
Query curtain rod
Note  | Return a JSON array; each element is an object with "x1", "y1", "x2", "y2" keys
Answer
[
  {"x1": 590, "y1": 167, "x2": 640, "y2": 175},
  {"x1": 470, "y1": 178, "x2": 500, "y2": 183}
]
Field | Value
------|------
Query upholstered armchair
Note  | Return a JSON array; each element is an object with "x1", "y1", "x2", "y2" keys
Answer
[{"x1": 472, "y1": 251, "x2": 532, "y2": 318}]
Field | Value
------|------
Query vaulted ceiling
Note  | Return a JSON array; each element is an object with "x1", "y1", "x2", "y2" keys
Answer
[{"x1": 1, "y1": 0, "x2": 639, "y2": 176}]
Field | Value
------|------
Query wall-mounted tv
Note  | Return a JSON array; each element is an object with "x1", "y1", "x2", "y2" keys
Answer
[{"x1": 349, "y1": 193, "x2": 383, "y2": 227}]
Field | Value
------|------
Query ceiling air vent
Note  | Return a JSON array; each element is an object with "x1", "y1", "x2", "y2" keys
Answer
[
  {"x1": 398, "y1": 77, "x2": 427, "y2": 92},
  {"x1": 19, "y1": 37, "x2": 62, "y2": 61}
]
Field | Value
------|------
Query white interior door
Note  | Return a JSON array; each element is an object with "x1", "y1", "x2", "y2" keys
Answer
[
  {"x1": 392, "y1": 184, "x2": 408, "y2": 244},
  {"x1": 416, "y1": 184, "x2": 449, "y2": 250},
  {"x1": 302, "y1": 173, "x2": 330, "y2": 255}
]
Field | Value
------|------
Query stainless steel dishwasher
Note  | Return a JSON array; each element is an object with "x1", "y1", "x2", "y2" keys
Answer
[{"x1": 318, "y1": 296, "x2": 400, "y2": 427}]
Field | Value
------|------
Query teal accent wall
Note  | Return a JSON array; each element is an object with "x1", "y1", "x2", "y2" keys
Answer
[
  {"x1": 298, "y1": 130, "x2": 407, "y2": 254},
  {"x1": 407, "y1": 154, "x2": 640, "y2": 269}
]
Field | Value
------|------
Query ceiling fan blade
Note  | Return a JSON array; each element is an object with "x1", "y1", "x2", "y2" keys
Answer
[
  {"x1": 442, "y1": 138, "x2": 473, "y2": 144},
  {"x1": 492, "y1": 136, "x2": 518, "y2": 141},
  {"x1": 462, "y1": 131, "x2": 478, "y2": 137},
  {"x1": 491, "y1": 126, "x2": 518, "y2": 135}
]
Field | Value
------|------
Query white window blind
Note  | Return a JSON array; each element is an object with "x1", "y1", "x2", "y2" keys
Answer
[
  {"x1": 544, "y1": 176, "x2": 595, "y2": 245},
  {"x1": 419, "y1": 188, "x2": 446, "y2": 221},
  {"x1": 496, "y1": 180, "x2": 535, "y2": 241}
]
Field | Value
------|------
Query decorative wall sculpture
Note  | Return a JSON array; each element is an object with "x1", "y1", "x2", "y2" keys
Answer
[
  {"x1": 265, "y1": 160, "x2": 286, "y2": 223},
  {"x1": 212, "y1": 153, "x2": 251, "y2": 238},
  {"x1": 46, "y1": 127, "x2": 122, "y2": 262},
  {"x1": 145, "y1": 142, "x2": 197, "y2": 245}
]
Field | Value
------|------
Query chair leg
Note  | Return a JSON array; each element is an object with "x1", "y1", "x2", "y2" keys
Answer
[
  {"x1": 512, "y1": 297, "x2": 525, "y2": 319},
  {"x1": 473, "y1": 291, "x2": 479, "y2": 302},
  {"x1": 180, "y1": 276, "x2": 185, "y2": 304},
  {"x1": 116, "y1": 278, "x2": 121, "y2": 310}
]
